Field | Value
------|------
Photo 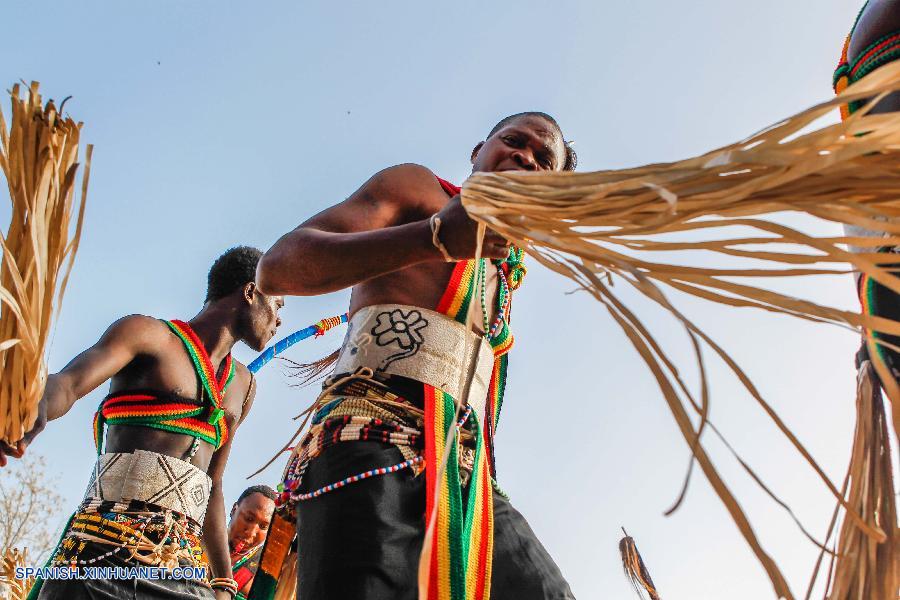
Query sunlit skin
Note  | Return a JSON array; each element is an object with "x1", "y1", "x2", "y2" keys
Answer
[
  {"x1": 257, "y1": 115, "x2": 567, "y2": 325},
  {"x1": 228, "y1": 492, "x2": 276, "y2": 596}
]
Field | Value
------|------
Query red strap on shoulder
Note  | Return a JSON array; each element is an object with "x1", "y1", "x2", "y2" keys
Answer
[{"x1": 435, "y1": 176, "x2": 461, "y2": 196}]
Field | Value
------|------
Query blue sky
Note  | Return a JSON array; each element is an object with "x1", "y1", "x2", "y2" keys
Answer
[{"x1": 1, "y1": 1, "x2": 875, "y2": 598}]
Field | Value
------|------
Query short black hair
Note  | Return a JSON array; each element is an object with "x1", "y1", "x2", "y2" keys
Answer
[
  {"x1": 236, "y1": 484, "x2": 277, "y2": 506},
  {"x1": 206, "y1": 246, "x2": 263, "y2": 303},
  {"x1": 487, "y1": 112, "x2": 577, "y2": 171}
]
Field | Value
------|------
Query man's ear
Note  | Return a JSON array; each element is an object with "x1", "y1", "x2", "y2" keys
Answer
[
  {"x1": 471, "y1": 141, "x2": 484, "y2": 164},
  {"x1": 243, "y1": 281, "x2": 257, "y2": 304}
]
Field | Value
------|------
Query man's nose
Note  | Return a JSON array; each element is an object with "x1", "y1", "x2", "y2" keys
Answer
[{"x1": 513, "y1": 151, "x2": 537, "y2": 171}]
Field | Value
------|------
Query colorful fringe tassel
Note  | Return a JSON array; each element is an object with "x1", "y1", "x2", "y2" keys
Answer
[{"x1": 422, "y1": 385, "x2": 493, "y2": 600}]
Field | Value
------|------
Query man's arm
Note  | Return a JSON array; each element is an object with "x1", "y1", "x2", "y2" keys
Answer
[
  {"x1": 256, "y1": 163, "x2": 509, "y2": 296},
  {"x1": 202, "y1": 477, "x2": 232, "y2": 600},
  {"x1": 0, "y1": 315, "x2": 156, "y2": 465},
  {"x1": 201, "y1": 372, "x2": 256, "y2": 600}
]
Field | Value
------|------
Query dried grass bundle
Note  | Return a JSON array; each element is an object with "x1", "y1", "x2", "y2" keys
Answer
[
  {"x1": 0, "y1": 82, "x2": 91, "y2": 445},
  {"x1": 0, "y1": 547, "x2": 35, "y2": 600},
  {"x1": 461, "y1": 62, "x2": 900, "y2": 599}
]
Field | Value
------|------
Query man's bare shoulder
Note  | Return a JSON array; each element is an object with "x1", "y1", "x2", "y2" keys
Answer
[
  {"x1": 360, "y1": 163, "x2": 446, "y2": 208},
  {"x1": 230, "y1": 359, "x2": 253, "y2": 392},
  {"x1": 225, "y1": 359, "x2": 256, "y2": 424},
  {"x1": 102, "y1": 314, "x2": 171, "y2": 347}
]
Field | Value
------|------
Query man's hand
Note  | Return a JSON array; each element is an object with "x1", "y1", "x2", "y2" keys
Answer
[
  {"x1": 0, "y1": 397, "x2": 47, "y2": 467},
  {"x1": 432, "y1": 195, "x2": 510, "y2": 260},
  {"x1": 0, "y1": 440, "x2": 23, "y2": 467}
]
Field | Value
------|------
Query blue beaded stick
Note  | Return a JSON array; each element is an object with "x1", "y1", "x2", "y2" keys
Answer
[{"x1": 248, "y1": 313, "x2": 348, "y2": 374}]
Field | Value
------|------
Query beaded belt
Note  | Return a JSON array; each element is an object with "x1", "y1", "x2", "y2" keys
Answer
[
  {"x1": 83, "y1": 449, "x2": 212, "y2": 524},
  {"x1": 53, "y1": 505, "x2": 205, "y2": 571},
  {"x1": 278, "y1": 378, "x2": 484, "y2": 506},
  {"x1": 333, "y1": 304, "x2": 495, "y2": 427}
]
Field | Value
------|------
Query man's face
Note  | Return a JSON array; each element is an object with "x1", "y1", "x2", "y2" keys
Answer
[
  {"x1": 471, "y1": 116, "x2": 567, "y2": 173},
  {"x1": 228, "y1": 492, "x2": 276, "y2": 553},
  {"x1": 244, "y1": 289, "x2": 284, "y2": 352}
]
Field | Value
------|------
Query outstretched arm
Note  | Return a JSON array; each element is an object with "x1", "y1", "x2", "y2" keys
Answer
[
  {"x1": 256, "y1": 163, "x2": 509, "y2": 296},
  {"x1": 0, "y1": 315, "x2": 155, "y2": 465}
]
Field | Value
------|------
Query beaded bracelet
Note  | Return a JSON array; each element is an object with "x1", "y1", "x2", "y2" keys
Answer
[
  {"x1": 209, "y1": 577, "x2": 239, "y2": 596},
  {"x1": 429, "y1": 215, "x2": 455, "y2": 262}
]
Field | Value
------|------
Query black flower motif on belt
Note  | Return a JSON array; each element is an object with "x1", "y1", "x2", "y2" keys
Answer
[{"x1": 371, "y1": 309, "x2": 429, "y2": 367}]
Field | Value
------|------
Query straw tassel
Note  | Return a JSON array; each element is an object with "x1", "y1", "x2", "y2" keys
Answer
[
  {"x1": 461, "y1": 62, "x2": 900, "y2": 600},
  {"x1": 826, "y1": 361, "x2": 898, "y2": 600}
]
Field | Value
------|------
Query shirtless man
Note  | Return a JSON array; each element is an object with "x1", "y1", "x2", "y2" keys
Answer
[
  {"x1": 257, "y1": 112, "x2": 577, "y2": 599},
  {"x1": 3, "y1": 246, "x2": 283, "y2": 600}
]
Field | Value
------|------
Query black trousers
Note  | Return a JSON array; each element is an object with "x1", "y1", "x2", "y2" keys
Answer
[
  {"x1": 297, "y1": 441, "x2": 575, "y2": 600},
  {"x1": 35, "y1": 544, "x2": 214, "y2": 600}
]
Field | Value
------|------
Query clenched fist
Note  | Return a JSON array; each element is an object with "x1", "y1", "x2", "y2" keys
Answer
[{"x1": 431, "y1": 195, "x2": 510, "y2": 260}]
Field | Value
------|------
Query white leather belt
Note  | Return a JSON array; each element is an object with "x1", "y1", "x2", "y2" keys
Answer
[
  {"x1": 83, "y1": 449, "x2": 212, "y2": 524},
  {"x1": 333, "y1": 304, "x2": 495, "y2": 425}
]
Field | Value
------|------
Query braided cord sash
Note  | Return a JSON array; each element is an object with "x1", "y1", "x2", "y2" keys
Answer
[{"x1": 93, "y1": 319, "x2": 235, "y2": 453}]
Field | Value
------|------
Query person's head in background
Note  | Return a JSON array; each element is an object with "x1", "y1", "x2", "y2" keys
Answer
[{"x1": 228, "y1": 484, "x2": 277, "y2": 553}]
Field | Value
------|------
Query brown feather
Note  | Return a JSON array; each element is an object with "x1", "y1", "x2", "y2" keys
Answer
[{"x1": 619, "y1": 529, "x2": 661, "y2": 600}]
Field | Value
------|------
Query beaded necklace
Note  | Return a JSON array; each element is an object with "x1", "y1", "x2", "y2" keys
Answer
[{"x1": 478, "y1": 259, "x2": 511, "y2": 340}]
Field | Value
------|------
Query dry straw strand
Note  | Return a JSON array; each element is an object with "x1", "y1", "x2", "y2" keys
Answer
[
  {"x1": 461, "y1": 61, "x2": 900, "y2": 600},
  {"x1": 0, "y1": 547, "x2": 35, "y2": 600},
  {"x1": 0, "y1": 82, "x2": 91, "y2": 445},
  {"x1": 825, "y1": 362, "x2": 898, "y2": 600}
]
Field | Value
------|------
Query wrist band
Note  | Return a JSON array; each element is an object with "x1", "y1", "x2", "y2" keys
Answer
[
  {"x1": 429, "y1": 215, "x2": 456, "y2": 262},
  {"x1": 210, "y1": 577, "x2": 239, "y2": 596}
]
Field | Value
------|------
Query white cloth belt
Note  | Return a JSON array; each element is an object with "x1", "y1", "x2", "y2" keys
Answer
[
  {"x1": 333, "y1": 304, "x2": 495, "y2": 425},
  {"x1": 83, "y1": 449, "x2": 212, "y2": 524}
]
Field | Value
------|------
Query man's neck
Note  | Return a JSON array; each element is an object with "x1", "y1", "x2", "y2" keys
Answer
[{"x1": 188, "y1": 303, "x2": 240, "y2": 365}]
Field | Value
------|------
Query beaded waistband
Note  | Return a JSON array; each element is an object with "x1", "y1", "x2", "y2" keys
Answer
[
  {"x1": 277, "y1": 378, "x2": 481, "y2": 507},
  {"x1": 53, "y1": 507, "x2": 205, "y2": 571}
]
